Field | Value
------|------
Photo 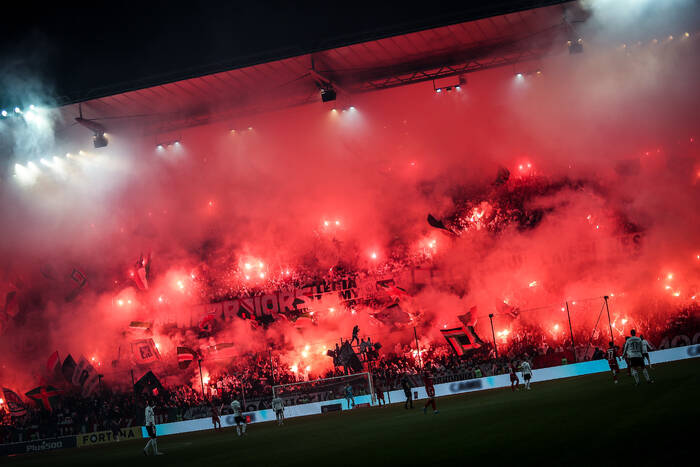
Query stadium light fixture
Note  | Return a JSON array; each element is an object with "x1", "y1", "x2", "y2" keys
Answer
[
  {"x1": 93, "y1": 132, "x2": 108, "y2": 148},
  {"x1": 76, "y1": 104, "x2": 108, "y2": 148},
  {"x1": 321, "y1": 88, "x2": 337, "y2": 102},
  {"x1": 568, "y1": 38, "x2": 583, "y2": 54}
]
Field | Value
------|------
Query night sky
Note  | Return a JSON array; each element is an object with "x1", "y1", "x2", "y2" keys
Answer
[{"x1": 0, "y1": 1, "x2": 567, "y2": 107}]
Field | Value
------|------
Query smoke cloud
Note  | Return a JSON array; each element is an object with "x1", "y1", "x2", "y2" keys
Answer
[{"x1": 0, "y1": 0, "x2": 698, "y2": 394}]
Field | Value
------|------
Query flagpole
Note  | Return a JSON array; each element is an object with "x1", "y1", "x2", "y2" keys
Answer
[
  {"x1": 198, "y1": 359, "x2": 205, "y2": 399},
  {"x1": 565, "y1": 302, "x2": 577, "y2": 362},
  {"x1": 413, "y1": 327, "x2": 423, "y2": 369},
  {"x1": 603, "y1": 296, "x2": 614, "y2": 347},
  {"x1": 240, "y1": 376, "x2": 247, "y2": 411},
  {"x1": 269, "y1": 349, "x2": 275, "y2": 386},
  {"x1": 488, "y1": 313, "x2": 498, "y2": 358}
]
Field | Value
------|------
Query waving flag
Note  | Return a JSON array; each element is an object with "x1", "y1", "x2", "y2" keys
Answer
[
  {"x1": 2, "y1": 388, "x2": 27, "y2": 417},
  {"x1": 62, "y1": 354, "x2": 78, "y2": 383},
  {"x1": 3, "y1": 290, "x2": 19, "y2": 317},
  {"x1": 440, "y1": 327, "x2": 481, "y2": 356},
  {"x1": 198, "y1": 313, "x2": 217, "y2": 334},
  {"x1": 65, "y1": 268, "x2": 88, "y2": 302},
  {"x1": 129, "y1": 321, "x2": 152, "y2": 330},
  {"x1": 427, "y1": 214, "x2": 456, "y2": 235},
  {"x1": 177, "y1": 347, "x2": 198, "y2": 369},
  {"x1": 131, "y1": 338, "x2": 161, "y2": 364},
  {"x1": 46, "y1": 351, "x2": 62, "y2": 381},
  {"x1": 496, "y1": 301, "x2": 520, "y2": 318},
  {"x1": 25, "y1": 385, "x2": 62, "y2": 412},
  {"x1": 132, "y1": 253, "x2": 152, "y2": 290},
  {"x1": 376, "y1": 279, "x2": 409, "y2": 301}
]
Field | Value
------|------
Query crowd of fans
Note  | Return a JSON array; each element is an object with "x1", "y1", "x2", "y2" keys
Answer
[{"x1": 2, "y1": 306, "x2": 697, "y2": 444}]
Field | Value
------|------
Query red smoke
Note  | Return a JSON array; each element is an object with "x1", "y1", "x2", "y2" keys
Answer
[{"x1": 0, "y1": 9, "x2": 698, "y2": 394}]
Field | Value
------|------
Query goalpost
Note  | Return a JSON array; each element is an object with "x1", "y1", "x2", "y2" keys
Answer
[{"x1": 272, "y1": 372, "x2": 374, "y2": 406}]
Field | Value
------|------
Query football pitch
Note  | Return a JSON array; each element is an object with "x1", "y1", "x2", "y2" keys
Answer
[{"x1": 7, "y1": 358, "x2": 699, "y2": 466}]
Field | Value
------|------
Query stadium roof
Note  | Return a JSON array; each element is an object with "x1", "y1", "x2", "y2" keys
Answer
[{"x1": 55, "y1": 1, "x2": 580, "y2": 135}]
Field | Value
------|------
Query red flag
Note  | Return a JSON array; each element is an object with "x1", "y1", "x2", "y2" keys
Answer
[
  {"x1": 177, "y1": 347, "x2": 198, "y2": 369},
  {"x1": 440, "y1": 327, "x2": 481, "y2": 356},
  {"x1": 496, "y1": 301, "x2": 520, "y2": 318},
  {"x1": 46, "y1": 351, "x2": 60, "y2": 373},
  {"x1": 376, "y1": 279, "x2": 409, "y2": 300},
  {"x1": 25, "y1": 385, "x2": 62, "y2": 411},
  {"x1": 457, "y1": 306, "x2": 478, "y2": 327},
  {"x1": 2, "y1": 388, "x2": 27, "y2": 417},
  {"x1": 3, "y1": 291, "x2": 19, "y2": 317},
  {"x1": 132, "y1": 253, "x2": 151, "y2": 290},
  {"x1": 198, "y1": 313, "x2": 217, "y2": 334}
]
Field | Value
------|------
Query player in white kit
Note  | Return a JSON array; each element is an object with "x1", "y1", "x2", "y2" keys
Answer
[
  {"x1": 520, "y1": 360, "x2": 533, "y2": 390},
  {"x1": 622, "y1": 329, "x2": 654, "y2": 385},
  {"x1": 271, "y1": 396, "x2": 285, "y2": 426},
  {"x1": 231, "y1": 399, "x2": 247, "y2": 436},
  {"x1": 143, "y1": 400, "x2": 164, "y2": 455}
]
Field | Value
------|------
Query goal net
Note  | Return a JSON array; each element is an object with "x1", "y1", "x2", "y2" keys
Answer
[{"x1": 272, "y1": 372, "x2": 373, "y2": 407}]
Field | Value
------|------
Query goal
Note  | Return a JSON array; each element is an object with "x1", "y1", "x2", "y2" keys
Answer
[{"x1": 272, "y1": 372, "x2": 374, "y2": 407}]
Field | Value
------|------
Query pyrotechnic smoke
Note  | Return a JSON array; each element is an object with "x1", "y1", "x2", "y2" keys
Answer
[{"x1": 0, "y1": 0, "x2": 698, "y2": 393}]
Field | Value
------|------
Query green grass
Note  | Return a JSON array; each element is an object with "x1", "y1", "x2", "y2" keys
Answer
[{"x1": 7, "y1": 358, "x2": 700, "y2": 466}]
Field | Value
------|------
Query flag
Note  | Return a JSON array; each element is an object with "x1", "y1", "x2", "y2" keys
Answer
[
  {"x1": 73, "y1": 356, "x2": 100, "y2": 396},
  {"x1": 496, "y1": 301, "x2": 520, "y2": 318},
  {"x1": 207, "y1": 342, "x2": 234, "y2": 352},
  {"x1": 494, "y1": 166, "x2": 510, "y2": 185},
  {"x1": 371, "y1": 303, "x2": 411, "y2": 325},
  {"x1": 25, "y1": 385, "x2": 62, "y2": 412},
  {"x1": 46, "y1": 351, "x2": 60, "y2": 374},
  {"x1": 131, "y1": 338, "x2": 161, "y2": 364},
  {"x1": 376, "y1": 279, "x2": 409, "y2": 300},
  {"x1": 62, "y1": 354, "x2": 77, "y2": 384},
  {"x1": 65, "y1": 268, "x2": 88, "y2": 302},
  {"x1": 129, "y1": 321, "x2": 152, "y2": 330},
  {"x1": 3, "y1": 290, "x2": 19, "y2": 317},
  {"x1": 132, "y1": 253, "x2": 151, "y2": 290},
  {"x1": 457, "y1": 306, "x2": 478, "y2": 327},
  {"x1": 427, "y1": 214, "x2": 455, "y2": 234},
  {"x1": 198, "y1": 313, "x2": 217, "y2": 334},
  {"x1": 440, "y1": 327, "x2": 481, "y2": 356},
  {"x1": 456, "y1": 307, "x2": 486, "y2": 349},
  {"x1": 177, "y1": 347, "x2": 198, "y2": 369},
  {"x1": 133, "y1": 371, "x2": 164, "y2": 396},
  {"x1": 1, "y1": 388, "x2": 27, "y2": 417}
]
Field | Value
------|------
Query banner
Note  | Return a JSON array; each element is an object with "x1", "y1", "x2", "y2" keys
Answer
[
  {"x1": 131, "y1": 338, "x2": 161, "y2": 364},
  {"x1": 1, "y1": 387, "x2": 27, "y2": 417},
  {"x1": 0, "y1": 435, "x2": 77, "y2": 455},
  {"x1": 77, "y1": 427, "x2": 142, "y2": 447},
  {"x1": 73, "y1": 356, "x2": 100, "y2": 396}
]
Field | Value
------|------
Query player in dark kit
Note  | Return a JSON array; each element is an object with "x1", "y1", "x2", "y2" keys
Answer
[
  {"x1": 374, "y1": 378, "x2": 386, "y2": 406},
  {"x1": 211, "y1": 400, "x2": 222, "y2": 431},
  {"x1": 422, "y1": 369, "x2": 438, "y2": 415},
  {"x1": 401, "y1": 375, "x2": 413, "y2": 409},
  {"x1": 607, "y1": 341, "x2": 620, "y2": 384},
  {"x1": 509, "y1": 362, "x2": 520, "y2": 391}
]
